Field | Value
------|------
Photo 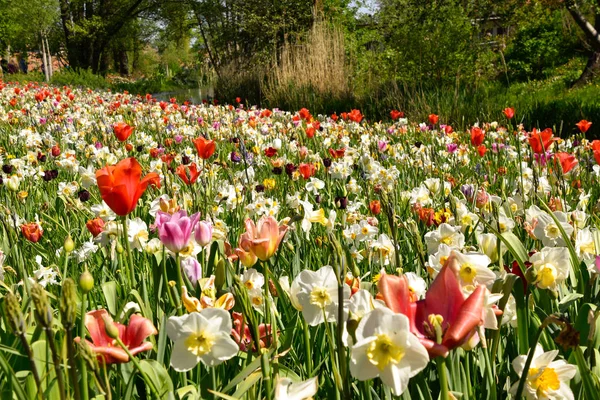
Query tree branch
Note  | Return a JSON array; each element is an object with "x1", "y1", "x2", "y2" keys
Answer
[{"x1": 566, "y1": 1, "x2": 600, "y2": 50}]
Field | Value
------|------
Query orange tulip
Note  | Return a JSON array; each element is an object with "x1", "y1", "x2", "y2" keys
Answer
[
  {"x1": 428, "y1": 114, "x2": 439, "y2": 125},
  {"x1": 176, "y1": 163, "x2": 201, "y2": 185},
  {"x1": 576, "y1": 119, "x2": 592, "y2": 133},
  {"x1": 21, "y1": 222, "x2": 43, "y2": 243},
  {"x1": 192, "y1": 137, "x2": 216, "y2": 159},
  {"x1": 528, "y1": 128, "x2": 555, "y2": 154},
  {"x1": 592, "y1": 140, "x2": 600, "y2": 164},
  {"x1": 554, "y1": 152, "x2": 578, "y2": 174},
  {"x1": 86, "y1": 218, "x2": 105, "y2": 238},
  {"x1": 95, "y1": 157, "x2": 160, "y2": 216},
  {"x1": 113, "y1": 122, "x2": 134, "y2": 142},
  {"x1": 503, "y1": 107, "x2": 515, "y2": 119},
  {"x1": 470, "y1": 127, "x2": 485, "y2": 146},
  {"x1": 239, "y1": 216, "x2": 289, "y2": 262},
  {"x1": 369, "y1": 200, "x2": 381, "y2": 215}
]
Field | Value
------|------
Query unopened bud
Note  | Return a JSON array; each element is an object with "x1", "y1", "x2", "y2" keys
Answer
[
  {"x1": 64, "y1": 235, "x2": 75, "y2": 253},
  {"x1": 524, "y1": 267, "x2": 537, "y2": 284},
  {"x1": 214, "y1": 258, "x2": 226, "y2": 289},
  {"x1": 79, "y1": 270, "x2": 94, "y2": 294},
  {"x1": 31, "y1": 284, "x2": 53, "y2": 329},
  {"x1": 3, "y1": 292, "x2": 25, "y2": 335},
  {"x1": 60, "y1": 278, "x2": 78, "y2": 329},
  {"x1": 78, "y1": 341, "x2": 99, "y2": 372},
  {"x1": 116, "y1": 242, "x2": 124, "y2": 254},
  {"x1": 103, "y1": 316, "x2": 120, "y2": 340}
]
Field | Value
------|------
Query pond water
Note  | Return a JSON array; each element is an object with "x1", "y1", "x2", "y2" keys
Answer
[{"x1": 152, "y1": 86, "x2": 214, "y2": 104}]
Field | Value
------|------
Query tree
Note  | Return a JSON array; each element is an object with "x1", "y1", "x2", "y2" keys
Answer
[{"x1": 562, "y1": 0, "x2": 600, "y2": 84}]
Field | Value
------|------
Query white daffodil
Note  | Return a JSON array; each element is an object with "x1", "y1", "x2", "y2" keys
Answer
[
  {"x1": 299, "y1": 199, "x2": 328, "y2": 238},
  {"x1": 167, "y1": 309, "x2": 238, "y2": 371},
  {"x1": 450, "y1": 250, "x2": 496, "y2": 289},
  {"x1": 424, "y1": 223, "x2": 465, "y2": 254},
  {"x1": 350, "y1": 308, "x2": 429, "y2": 396},
  {"x1": 292, "y1": 265, "x2": 350, "y2": 326},
  {"x1": 510, "y1": 345, "x2": 577, "y2": 400},
  {"x1": 240, "y1": 268, "x2": 265, "y2": 290},
  {"x1": 427, "y1": 243, "x2": 453, "y2": 278},
  {"x1": 477, "y1": 233, "x2": 506, "y2": 263},
  {"x1": 370, "y1": 234, "x2": 396, "y2": 266},
  {"x1": 529, "y1": 248, "x2": 571, "y2": 290},
  {"x1": 533, "y1": 212, "x2": 573, "y2": 247},
  {"x1": 274, "y1": 377, "x2": 319, "y2": 400},
  {"x1": 404, "y1": 272, "x2": 427, "y2": 300},
  {"x1": 575, "y1": 228, "x2": 596, "y2": 261},
  {"x1": 127, "y1": 217, "x2": 149, "y2": 251},
  {"x1": 305, "y1": 177, "x2": 325, "y2": 194}
]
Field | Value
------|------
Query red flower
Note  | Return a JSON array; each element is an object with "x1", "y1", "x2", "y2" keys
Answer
[
  {"x1": 51, "y1": 145, "x2": 61, "y2": 157},
  {"x1": 477, "y1": 144, "x2": 487, "y2": 157},
  {"x1": 554, "y1": 152, "x2": 578, "y2": 174},
  {"x1": 176, "y1": 163, "x2": 201, "y2": 185},
  {"x1": 260, "y1": 109, "x2": 272, "y2": 118},
  {"x1": 592, "y1": 140, "x2": 600, "y2": 164},
  {"x1": 528, "y1": 128, "x2": 555, "y2": 154},
  {"x1": 328, "y1": 148, "x2": 345, "y2": 159},
  {"x1": 305, "y1": 126, "x2": 315, "y2": 138},
  {"x1": 299, "y1": 108, "x2": 311, "y2": 121},
  {"x1": 21, "y1": 222, "x2": 43, "y2": 243},
  {"x1": 444, "y1": 125, "x2": 453, "y2": 134},
  {"x1": 428, "y1": 114, "x2": 439, "y2": 125},
  {"x1": 75, "y1": 309, "x2": 156, "y2": 364},
  {"x1": 576, "y1": 119, "x2": 592, "y2": 133},
  {"x1": 113, "y1": 122, "x2": 134, "y2": 142},
  {"x1": 378, "y1": 252, "x2": 494, "y2": 357},
  {"x1": 298, "y1": 163, "x2": 316, "y2": 179},
  {"x1": 231, "y1": 312, "x2": 272, "y2": 352},
  {"x1": 86, "y1": 218, "x2": 105, "y2": 238},
  {"x1": 390, "y1": 110, "x2": 404, "y2": 120},
  {"x1": 470, "y1": 127, "x2": 485, "y2": 146},
  {"x1": 235, "y1": 97, "x2": 241, "y2": 104},
  {"x1": 331, "y1": 113, "x2": 339, "y2": 121},
  {"x1": 369, "y1": 200, "x2": 381, "y2": 215},
  {"x1": 348, "y1": 109, "x2": 363, "y2": 123},
  {"x1": 503, "y1": 107, "x2": 515, "y2": 119},
  {"x1": 95, "y1": 157, "x2": 160, "y2": 216},
  {"x1": 264, "y1": 147, "x2": 277, "y2": 157},
  {"x1": 192, "y1": 137, "x2": 216, "y2": 160}
]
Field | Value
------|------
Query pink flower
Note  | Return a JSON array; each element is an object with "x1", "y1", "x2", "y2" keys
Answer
[
  {"x1": 76, "y1": 309, "x2": 156, "y2": 364},
  {"x1": 239, "y1": 216, "x2": 288, "y2": 262},
  {"x1": 156, "y1": 210, "x2": 200, "y2": 253},
  {"x1": 194, "y1": 220, "x2": 213, "y2": 247}
]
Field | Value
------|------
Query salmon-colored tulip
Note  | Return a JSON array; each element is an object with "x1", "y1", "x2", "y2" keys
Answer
[
  {"x1": 192, "y1": 137, "x2": 216, "y2": 159},
  {"x1": 239, "y1": 216, "x2": 288, "y2": 262},
  {"x1": 378, "y1": 252, "x2": 491, "y2": 358},
  {"x1": 21, "y1": 222, "x2": 43, "y2": 243},
  {"x1": 75, "y1": 309, "x2": 156, "y2": 364},
  {"x1": 95, "y1": 157, "x2": 160, "y2": 216}
]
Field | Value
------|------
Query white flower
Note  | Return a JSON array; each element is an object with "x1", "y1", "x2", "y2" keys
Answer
[
  {"x1": 450, "y1": 251, "x2": 496, "y2": 289},
  {"x1": 510, "y1": 345, "x2": 577, "y2": 400},
  {"x1": 91, "y1": 201, "x2": 116, "y2": 222},
  {"x1": 292, "y1": 265, "x2": 350, "y2": 326},
  {"x1": 299, "y1": 199, "x2": 328, "y2": 238},
  {"x1": 305, "y1": 178, "x2": 325, "y2": 194},
  {"x1": 529, "y1": 248, "x2": 571, "y2": 290},
  {"x1": 127, "y1": 217, "x2": 149, "y2": 251},
  {"x1": 533, "y1": 212, "x2": 573, "y2": 247},
  {"x1": 275, "y1": 377, "x2": 319, "y2": 400},
  {"x1": 404, "y1": 272, "x2": 427, "y2": 300},
  {"x1": 241, "y1": 268, "x2": 265, "y2": 290},
  {"x1": 167, "y1": 309, "x2": 238, "y2": 371},
  {"x1": 350, "y1": 308, "x2": 429, "y2": 396},
  {"x1": 32, "y1": 256, "x2": 58, "y2": 287},
  {"x1": 424, "y1": 223, "x2": 465, "y2": 254},
  {"x1": 74, "y1": 240, "x2": 99, "y2": 263},
  {"x1": 370, "y1": 234, "x2": 396, "y2": 266},
  {"x1": 78, "y1": 165, "x2": 97, "y2": 189},
  {"x1": 575, "y1": 228, "x2": 596, "y2": 261},
  {"x1": 477, "y1": 233, "x2": 506, "y2": 263}
]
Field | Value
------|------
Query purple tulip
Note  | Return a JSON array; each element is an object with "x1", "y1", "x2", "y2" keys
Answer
[
  {"x1": 156, "y1": 210, "x2": 200, "y2": 253},
  {"x1": 194, "y1": 220, "x2": 213, "y2": 247},
  {"x1": 447, "y1": 143, "x2": 458, "y2": 153}
]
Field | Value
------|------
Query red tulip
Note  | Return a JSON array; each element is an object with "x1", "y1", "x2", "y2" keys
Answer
[
  {"x1": 299, "y1": 108, "x2": 311, "y2": 121},
  {"x1": 264, "y1": 147, "x2": 277, "y2": 158},
  {"x1": 305, "y1": 126, "x2": 315, "y2": 138},
  {"x1": 328, "y1": 148, "x2": 345, "y2": 159},
  {"x1": 96, "y1": 157, "x2": 160, "y2": 216},
  {"x1": 428, "y1": 114, "x2": 439, "y2": 125},
  {"x1": 378, "y1": 252, "x2": 491, "y2": 357},
  {"x1": 528, "y1": 128, "x2": 555, "y2": 154},
  {"x1": 576, "y1": 119, "x2": 592, "y2": 133},
  {"x1": 235, "y1": 97, "x2": 241, "y2": 104},
  {"x1": 477, "y1": 144, "x2": 487, "y2": 157},
  {"x1": 176, "y1": 163, "x2": 201, "y2": 185},
  {"x1": 390, "y1": 110, "x2": 404, "y2": 120},
  {"x1": 470, "y1": 127, "x2": 485, "y2": 146},
  {"x1": 369, "y1": 200, "x2": 381, "y2": 215},
  {"x1": 113, "y1": 122, "x2": 134, "y2": 142},
  {"x1": 75, "y1": 309, "x2": 156, "y2": 364},
  {"x1": 348, "y1": 109, "x2": 363, "y2": 123},
  {"x1": 298, "y1": 163, "x2": 316, "y2": 179},
  {"x1": 503, "y1": 107, "x2": 515, "y2": 119},
  {"x1": 554, "y1": 152, "x2": 578, "y2": 174},
  {"x1": 592, "y1": 140, "x2": 600, "y2": 164},
  {"x1": 192, "y1": 137, "x2": 216, "y2": 159},
  {"x1": 21, "y1": 222, "x2": 43, "y2": 243},
  {"x1": 86, "y1": 218, "x2": 105, "y2": 238}
]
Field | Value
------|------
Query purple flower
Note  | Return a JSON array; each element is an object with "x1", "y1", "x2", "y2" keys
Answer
[
  {"x1": 156, "y1": 211, "x2": 201, "y2": 253},
  {"x1": 460, "y1": 184, "x2": 475, "y2": 200},
  {"x1": 181, "y1": 257, "x2": 202, "y2": 285},
  {"x1": 447, "y1": 143, "x2": 458, "y2": 153},
  {"x1": 174, "y1": 134, "x2": 183, "y2": 143}
]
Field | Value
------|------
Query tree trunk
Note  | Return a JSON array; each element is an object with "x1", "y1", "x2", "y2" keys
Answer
[
  {"x1": 574, "y1": 50, "x2": 600, "y2": 86},
  {"x1": 45, "y1": 36, "x2": 53, "y2": 79},
  {"x1": 41, "y1": 35, "x2": 50, "y2": 82}
]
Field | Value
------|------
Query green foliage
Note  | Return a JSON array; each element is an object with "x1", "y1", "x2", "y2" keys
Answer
[{"x1": 50, "y1": 69, "x2": 109, "y2": 88}]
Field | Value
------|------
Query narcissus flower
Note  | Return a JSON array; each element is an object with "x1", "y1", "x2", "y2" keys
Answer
[
  {"x1": 510, "y1": 345, "x2": 576, "y2": 400},
  {"x1": 75, "y1": 309, "x2": 156, "y2": 364},
  {"x1": 167, "y1": 309, "x2": 238, "y2": 371},
  {"x1": 95, "y1": 157, "x2": 160, "y2": 216},
  {"x1": 528, "y1": 247, "x2": 570, "y2": 290},
  {"x1": 350, "y1": 308, "x2": 429, "y2": 396},
  {"x1": 274, "y1": 376, "x2": 319, "y2": 400}
]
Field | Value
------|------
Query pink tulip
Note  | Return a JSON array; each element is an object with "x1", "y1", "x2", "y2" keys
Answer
[
  {"x1": 240, "y1": 216, "x2": 288, "y2": 262},
  {"x1": 194, "y1": 220, "x2": 213, "y2": 247},
  {"x1": 156, "y1": 210, "x2": 200, "y2": 253},
  {"x1": 75, "y1": 309, "x2": 156, "y2": 364},
  {"x1": 378, "y1": 252, "x2": 493, "y2": 357}
]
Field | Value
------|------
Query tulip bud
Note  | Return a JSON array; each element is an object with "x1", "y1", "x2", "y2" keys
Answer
[
  {"x1": 60, "y1": 278, "x2": 78, "y2": 329},
  {"x1": 194, "y1": 220, "x2": 213, "y2": 247},
  {"x1": 31, "y1": 284, "x2": 53, "y2": 329},
  {"x1": 64, "y1": 235, "x2": 75, "y2": 253},
  {"x1": 116, "y1": 242, "x2": 124, "y2": 254},
  {"x1": 103, "y1": 316, "x2": 120, "y2": 340},
  {"x1": 3, "y1": 292, "x2": 25, "y2": 335},
  {"x1": 79, "y1": 270, "x2": 94, "y2": 294},
  {"x1": 214, "y1": 258, "x2": 226, "y2": 289}
]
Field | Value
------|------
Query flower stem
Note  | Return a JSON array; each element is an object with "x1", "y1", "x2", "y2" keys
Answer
[
  {"x1": 436, "y1": 357, "x2": 449, "y2": 400},
  {"x1": 114, "y1": 338, "x2": 160, "y2": 398},
  {"x1": 573, "y1": 346, "x2": 599, "y2": 399},
  {"x1": 122, "y1": 216, "x2": 136, "y2": 287},
  {"x1": 45, "y1": 328, "x2": 67, "y2": 400},
  {"x1": 302, "y1": 318, "x2": 313, "y2": 376},
  {"x1": 175, "y1": 252, "x2": 183, "y2": 315},
  {"x1": 79, "y1": 293, "x2": 89, "y2": 400}
]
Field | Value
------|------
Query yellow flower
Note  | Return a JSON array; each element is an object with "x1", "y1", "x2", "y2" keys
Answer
[{"x1": 263, "y1": 178, "x2": 276, "y2": 190}]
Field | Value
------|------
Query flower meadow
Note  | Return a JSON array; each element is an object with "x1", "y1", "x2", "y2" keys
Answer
[{"x1": 0, "y1": 82, "x2": 600, "y2": 400}]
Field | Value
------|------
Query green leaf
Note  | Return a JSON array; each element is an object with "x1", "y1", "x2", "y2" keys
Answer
[
  {"x1": 222, "y1": 350, "x2": 272, "y2": 393},
  {"x1": 231, "y1": 371, "x2": 262, "y2": 398},
  {"x1": 102, "y1": 281, "x2": 118, "y2": 316},
  {"x1": 138, "y1": 360, "x2": 174, "y2": 400},
  {"x1": 558, "y1": 293, "x2": 583, "y2": 312}
]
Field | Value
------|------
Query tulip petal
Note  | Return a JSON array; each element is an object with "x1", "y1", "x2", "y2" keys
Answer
[{"x1": 443, "y1": 285, "x2": 485, "y2": 350}]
